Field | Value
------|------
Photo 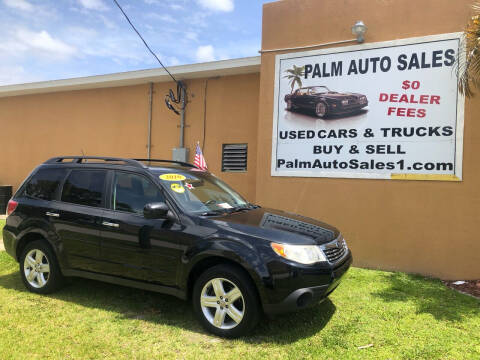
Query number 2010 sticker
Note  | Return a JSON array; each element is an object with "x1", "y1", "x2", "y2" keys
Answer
[{"x1": 160, "y1": 173, "x2": 186, "y2": 181}]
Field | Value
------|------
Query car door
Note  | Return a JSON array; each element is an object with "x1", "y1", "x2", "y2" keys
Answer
[
  {"x1": 99, "y1": 170, "x2": 183, "y2": 286},
  {"x1": 49, "y1": 168, "x2": 107, "y2": 272}
]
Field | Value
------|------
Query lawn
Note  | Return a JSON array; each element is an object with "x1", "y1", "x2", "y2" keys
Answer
[{"x1": 0, "y1": 219, "x2": 479, "y2": 359}]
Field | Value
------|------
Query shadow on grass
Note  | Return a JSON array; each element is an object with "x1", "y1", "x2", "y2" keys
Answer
[
  {"x1": 372, "y1": 272, "x2": 480, "y2": 322},
  {"x1": 0, "y1": 268, "x2": 335, "y2": 343}
]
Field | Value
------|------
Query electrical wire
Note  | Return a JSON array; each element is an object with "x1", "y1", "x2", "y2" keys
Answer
[{"x1": 112, "y1": 0, "x2": 181, "y2": 88}]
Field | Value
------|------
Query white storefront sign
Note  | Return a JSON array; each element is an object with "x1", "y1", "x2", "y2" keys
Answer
[{"x1": 271, "y1": 33, "x2": 465, "y2": 181}]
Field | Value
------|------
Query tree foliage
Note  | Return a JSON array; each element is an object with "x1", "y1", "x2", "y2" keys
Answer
[
  {"x1": 284, "y1": 65, "x2": 305, "y2": 93},
  {"x1": 458, "y1": 3, "x2": 480, "y2": 97}
]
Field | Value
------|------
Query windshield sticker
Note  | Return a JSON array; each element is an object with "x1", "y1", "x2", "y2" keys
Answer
[
  {"x1": 160, "y1": 174, "x2": 186, "y2": 181},
  {"x1": 185, "y1": 183, "x2": 194, "y2": 190},
  {"x1": 218, "y1": 203, "x2": 233, "y2": 209},
  {"x1": 170, "y1": 183, "x2": 185, "y2": 193}
]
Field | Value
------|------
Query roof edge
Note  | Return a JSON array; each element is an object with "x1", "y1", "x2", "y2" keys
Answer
[{"x1": 0, "y1": 56, "x2": 261, "y2": 98}]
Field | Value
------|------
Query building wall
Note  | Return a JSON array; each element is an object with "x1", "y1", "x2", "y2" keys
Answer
[
  {"x1": 0, "y1": 73, "x2": 260, "y2": 201},
  {"x1": 256, "y1": 0, "x2": 479, "y2": 279}
]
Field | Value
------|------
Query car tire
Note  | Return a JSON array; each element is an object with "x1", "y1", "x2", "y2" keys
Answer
[
  {"x1": 315, "y1": 101, "x2": 328, "y2": 118},
  {"x1": 193, "y1": 264, "x2": 260, "y2": 338},
  {"x1": 19, "y1": 240, "x2": 64, "y2": 294}
]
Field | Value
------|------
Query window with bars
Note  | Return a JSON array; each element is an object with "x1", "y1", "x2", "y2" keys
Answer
[{"x1": 222, "y1": 144, "x2": 248, "y2": 172}]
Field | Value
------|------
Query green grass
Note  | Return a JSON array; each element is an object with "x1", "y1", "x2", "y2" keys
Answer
[{"x1": 0, "y1": 219, "x2": 479, "y2": 359}]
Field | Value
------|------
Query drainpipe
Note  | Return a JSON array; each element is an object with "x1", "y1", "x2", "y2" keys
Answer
[
  {"x1": 147, "y1": 82, "x2": 153, "y2": 161},
  {"x1": 179, "y1": 83, "x2": 186, "y2": 148}
]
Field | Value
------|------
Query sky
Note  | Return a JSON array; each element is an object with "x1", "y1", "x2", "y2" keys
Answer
[{"x1": 0, "y1": 0, "x2": 273, "y2": 86}]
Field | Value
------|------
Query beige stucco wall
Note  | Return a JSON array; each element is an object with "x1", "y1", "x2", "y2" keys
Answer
[
  {"x1": 0, "y1": 73, "x2": 260, "y2": 201},
  {"x1": 256, "y1": 0, "x2": 479, "y2": 279}
]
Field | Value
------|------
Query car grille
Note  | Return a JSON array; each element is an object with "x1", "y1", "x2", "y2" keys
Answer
[
  {"x1": 345, "y1": 96, "x2": 358, "y2": 104},
  {"x1": 322, "y1": 237, "x2": 347, "y2": 263}
]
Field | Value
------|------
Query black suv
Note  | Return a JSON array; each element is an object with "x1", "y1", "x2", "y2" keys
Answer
[{"x1": 3, "y1": 156, "x2": 352, "y2": 338}]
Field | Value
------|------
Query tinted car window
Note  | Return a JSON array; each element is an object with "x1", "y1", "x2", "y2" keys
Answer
[
  {"x1": 113, "y1": 172, "x2": 165, "y2": 215},
  {"x1": 61, "y1": 170, "x2": 106, "y2": 207},
  {"x1": 153, "y1": 170, "x2": 248, "y2": 214},
  {"x1": 24, "y1": 168, "x2": 67, "y2": 201}
]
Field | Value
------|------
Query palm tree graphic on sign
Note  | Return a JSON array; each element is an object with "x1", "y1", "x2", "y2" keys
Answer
[{"x1": 284, "y1": 65, "x2": 305, "y2": 93}]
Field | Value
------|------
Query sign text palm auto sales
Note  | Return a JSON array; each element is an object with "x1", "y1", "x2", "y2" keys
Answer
[{"x1": 272, "y1": 35, "x2": 464, "y2": 180}]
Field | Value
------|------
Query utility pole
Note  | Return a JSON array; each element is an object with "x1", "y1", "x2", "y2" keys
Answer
[{"x1": 172, "y1": 82, "x2": 189, "y2": 162}]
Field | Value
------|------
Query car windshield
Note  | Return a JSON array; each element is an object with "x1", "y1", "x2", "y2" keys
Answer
[
  {"x1": 309, "y1": 86, "x2": 330, "y2": 94},
  {"x1": 152, "y1": 169, "x2": 250, "y2": 215}
]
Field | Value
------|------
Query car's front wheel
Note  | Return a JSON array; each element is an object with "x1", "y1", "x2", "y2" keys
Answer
[
  {"x1": 315, "y1": 101, "x2": 328, "y2": 118},
  {"x1": 20, "y1": 240, "x2": 64, "y2": 294},
  {"x1": 193, "y1": 264, "x2": 260, "y2": 338}
]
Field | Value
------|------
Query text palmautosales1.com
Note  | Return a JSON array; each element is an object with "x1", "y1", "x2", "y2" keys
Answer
[{"x1": 276, "y1": 159, "x2": 454, "y2": 172}]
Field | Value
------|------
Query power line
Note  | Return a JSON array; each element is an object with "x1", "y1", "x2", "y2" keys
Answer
[{"x1": 112, "y1": 0, "x2": 181, "y2": 87}]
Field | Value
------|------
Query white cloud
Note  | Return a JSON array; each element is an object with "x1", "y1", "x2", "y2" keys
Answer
[
  {"x1": 195, "y1": 45, "x2": 215, "y2": 62},
  {"x1": 146, "y1": 13, "x2": 178, "y2": 23},
  {"x1": 3, "y1": 0, "x2": 34, "y2": 11},
  {"x1": 78, "y1": 0, "x2": 108, "y2": 11},
  {"x1": 196, "y1": 0, "x2": 234, "y2": 12},
  {"x1": 62, "y1": 26, "x2": 150, "y2": 64},
  {"x1": 185, "y1": 31, "x2": 198, "y2": 41},
  {"x1": 12, "y1": 29, "x2": 76, "y2": 60},
  {"x1": 0, "y1": 65, "x2": 37, "y2": 85}
]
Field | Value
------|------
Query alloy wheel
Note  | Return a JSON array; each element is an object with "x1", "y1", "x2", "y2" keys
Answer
[
  {"x1": 23, "y1": 249, "x2": 50, "y2": 288},
  {"x1": 200, "y1": 278, "x2": 245, "y2": 330}
]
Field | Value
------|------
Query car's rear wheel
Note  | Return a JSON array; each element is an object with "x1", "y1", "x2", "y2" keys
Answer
[
  {"x1": 20, "y1": 240, "x2": 64, "y2": 294},
  {"x1": 315, "y1": 101, "x2": 328, "y2": 118},
  {"x1": 193, "y1": 264, "x2": 260, "y2": 338}
]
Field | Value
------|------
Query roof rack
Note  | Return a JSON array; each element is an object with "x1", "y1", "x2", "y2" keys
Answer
[
  {"x1": 45, "y1": 156, "x2": 144, "y2": 168},
  {"x1": 44, "y1": 156, "x2": 198, "y2": 169},
  {"x1": 133, "y1": 159, "x2": 197, "y2": 168}
]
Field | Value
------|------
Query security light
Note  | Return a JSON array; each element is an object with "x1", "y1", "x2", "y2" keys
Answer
[{"x1": 352, "y1": 20, "x2": 367, "y2": 43}]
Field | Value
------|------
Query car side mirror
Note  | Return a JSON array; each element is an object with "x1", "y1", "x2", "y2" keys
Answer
[{"x1": 144, "y1": 202, "x2": 169, "y2": 219}]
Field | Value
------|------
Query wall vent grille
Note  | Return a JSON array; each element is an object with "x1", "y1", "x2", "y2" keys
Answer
[{"x1": 222, "y1": 143, "x2": 248, "y2": 172}]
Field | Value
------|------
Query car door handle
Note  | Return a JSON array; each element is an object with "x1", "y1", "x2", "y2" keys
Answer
[
  {"x1": 102, "y1": 221, "x2": 119, "y2": 228},
  {"x1": 45, "y1": 212, "x2": 60, "y2": 217}
]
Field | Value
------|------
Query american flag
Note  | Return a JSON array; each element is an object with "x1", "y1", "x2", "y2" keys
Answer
[{"x1": 194, "y1": 142, "x2": 207, "y2": 170}]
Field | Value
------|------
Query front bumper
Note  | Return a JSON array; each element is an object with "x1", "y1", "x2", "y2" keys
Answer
[
  {"x1": 2, "y1": 227, "x2": 17, "y2": 260},
  {"x1": 263, "y1": 251, "x2": 352, "y2": 315},
  {"x1": 330, "y1": 102, "x2": 368, "y2": 115}
]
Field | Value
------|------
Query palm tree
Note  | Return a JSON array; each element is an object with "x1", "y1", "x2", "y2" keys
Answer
[
  {"x1": 458, "y1": 3, "x2": 480, "y2": 97},
  {"x1": 284, "y1": 65, "x2": 305, "y2": 93}
]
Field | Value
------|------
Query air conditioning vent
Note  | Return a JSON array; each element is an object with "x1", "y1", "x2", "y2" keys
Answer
[{"x1": 222, "y1": 144, "x2": 247, "y2": 172}]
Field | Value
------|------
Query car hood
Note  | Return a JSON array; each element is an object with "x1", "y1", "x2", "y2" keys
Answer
[{"x1": 204, "y1": 207, "x2": 339, "y2": 245}]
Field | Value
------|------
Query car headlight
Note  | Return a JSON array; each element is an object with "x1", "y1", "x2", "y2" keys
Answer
[
  {"x1": 341, "y1": 99, "x2": 348, "y2": 105},
  {"x1": 271, "y1": 242, "x2": 327, "y2": 264}
]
